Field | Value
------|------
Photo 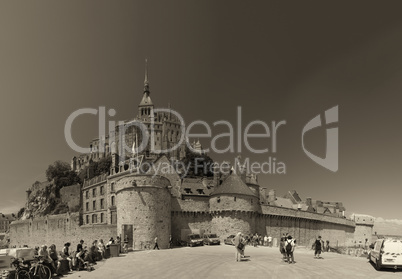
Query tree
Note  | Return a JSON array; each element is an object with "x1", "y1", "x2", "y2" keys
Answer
[
  {"x1": 17, "y1": 207, "x2": 25, "y2": 219},
  {"x1": 78, "y1": 156, "x2": 112, "y2": 182},
  {"x1": 181, "y1": 146, "x2": 214, "y2": 177},
  {"x1": 45, "y1": 160, "x2": 80, "y2": 189}
]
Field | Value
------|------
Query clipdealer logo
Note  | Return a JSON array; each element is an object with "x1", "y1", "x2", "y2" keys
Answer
[
  {"x1": 64, "y1": 105, "x2": 339, "y2": 174},
  {"x1": 302, "y1": 106, "x2": 339, "y2": 172}
]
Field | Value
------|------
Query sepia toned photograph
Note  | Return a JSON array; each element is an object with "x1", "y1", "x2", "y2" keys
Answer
[{"x1": 1, "y1": 1, "x2": 402, "y2": 278}]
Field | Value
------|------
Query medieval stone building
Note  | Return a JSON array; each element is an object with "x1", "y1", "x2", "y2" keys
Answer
[{"x1": 9, "y1": 63, "x2": 372, "y2": 250}]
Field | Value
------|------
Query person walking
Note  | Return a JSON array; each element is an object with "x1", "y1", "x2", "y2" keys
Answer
[
  {"x1": 279, "y1": 237, "x2": 287, "y2": 261},
  {"x1": 116, "y1": 236, "x2": 121, "y2": 253},
  {"x1": 313, "y1": 236, "x2": 324, "y2": 258},
  {"x1": 153, "y1": 236, "x2": 160, "y2": 250},
  {"x1": 268, "y1": 235, "x2": 272, "y2": 247},
  {"x1": 264, "y1": 235, "x2": 268, "y2": 246},
  {"x1": 285, "y1": 235, "x2": 295, "y2": 264},
  {"x1": 168, "y1": 235, "x2": 173, "y2": 249},
  {"x1": 232, "y1": 232, "x2": 243, "y2": 262},
  {"x1": 123, "y1": 235, "x2": 129, "y2": 253},
  {"x1": 98, "y1": 239, "x2": 106, "y2": 259}
]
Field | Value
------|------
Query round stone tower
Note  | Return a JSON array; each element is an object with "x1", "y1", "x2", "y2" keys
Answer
[
  {"x1": 209, "y1": 172, "x2": 260, "y2": 240},
  {"x1": 115, "y1": 174, "x2": 171, "y2": 249}
]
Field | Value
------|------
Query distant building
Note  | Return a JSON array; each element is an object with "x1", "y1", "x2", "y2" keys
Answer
[
  {"x1": 0, "y1": 213, "x2": 16, "y2": 233},
  {"x1": 350, "y1": 213, "x2": 375, "y2": 245}
]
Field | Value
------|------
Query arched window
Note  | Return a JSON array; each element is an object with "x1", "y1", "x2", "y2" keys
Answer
[
  {"x1": 92, "y1": 214, "x2": 97, "y2": 224},
  {"x1": 111, "y1": 196, "x2": 115, "y2": 206}
]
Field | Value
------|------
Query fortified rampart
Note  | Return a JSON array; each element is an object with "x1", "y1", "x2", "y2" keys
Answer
[
  {"x1": 9, "y1": 213, "x2": 116, "y2": 251},
  {"x1": 171, "y1": 203, "x2": 355, "y2": 247}
]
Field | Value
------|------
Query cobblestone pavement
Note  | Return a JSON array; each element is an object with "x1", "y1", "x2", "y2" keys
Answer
[{"x1": 64, "y1": 245, "x2": 402, "y2": 279}]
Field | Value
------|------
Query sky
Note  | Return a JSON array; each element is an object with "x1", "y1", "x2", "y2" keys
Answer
[{"x1": 0, "y1": 1, "x2": 402, "y2": 219}]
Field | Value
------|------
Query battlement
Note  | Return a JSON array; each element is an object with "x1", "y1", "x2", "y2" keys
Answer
[{"x1": 350, "y1": 213, "x2": 375, "y2": 226}]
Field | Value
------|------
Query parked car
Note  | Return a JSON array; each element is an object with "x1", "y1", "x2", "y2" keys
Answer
[
  {"x1": 370, "y1": 239, "x2": 402, "y2": 270},
  {"x1": 203, "y1": 234, "x2": 221, "y2": 245},
  {"x1": 187, "y1": 234, "x2": 204, "y2": 247},
  {"x1": 224, "y1": 235, "x2": 236, "y2": 245}
]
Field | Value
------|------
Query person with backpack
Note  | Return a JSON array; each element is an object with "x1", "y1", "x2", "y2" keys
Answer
[
  {"x1": 313, "y1": 236, "x2": 324, "y2": 258},
  {"x1": 285, "y1": 235, "x2": 295, "y2": 264}
]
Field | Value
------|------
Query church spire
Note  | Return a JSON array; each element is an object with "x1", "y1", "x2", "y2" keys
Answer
[
  {"x1": 138, "y1": 58, "x2": 153, "y2": 115},
  {"x1": 144, "y1": 59, "x2": 150, "y2": 94}
]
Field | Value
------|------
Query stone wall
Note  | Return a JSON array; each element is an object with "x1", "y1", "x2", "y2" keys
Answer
[
  {"x1": 9, "y1": 213, "x2": 117, "y2": 252},
  {"x1": 171, "y1": 211, "x2": 212, "y2": 242},
  {"x1": 170, "y1": 201, "x2": 355, "y2": 247},
  {"x1": 211, "y1": 211, "x2": 256, "y2": 238},
  {"x1": 115, "y1": 174, "x2": 171, "y2": 249},
  {"x1": 353, "y1": 224, "x2": 373, "y2": 246},
  {"x1": 209, "y1": 195, "x2": 260, "y2": 212},
  {"x1": 171, "y1": 196, "x2": 209, "y2": 212}
]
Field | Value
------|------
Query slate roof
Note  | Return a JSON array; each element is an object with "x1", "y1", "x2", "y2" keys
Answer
[
  {"x1": 181, "y1": 178, "x2": 214, "y2": 196},
  {"x1": 272, "y1": 197, "x2": 294, "y2": 208},
  {"x1": 211, "y1": 173, "x2": 256, "y2": 197}
]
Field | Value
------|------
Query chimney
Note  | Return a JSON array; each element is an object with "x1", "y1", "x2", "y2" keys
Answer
[{"x1": 306, "y1": 197, "x2": 312, "y2": 206}]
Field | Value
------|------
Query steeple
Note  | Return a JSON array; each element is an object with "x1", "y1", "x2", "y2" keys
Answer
[
  {"x1": 144, "y1": 58, "x2": 150, "y2": 94},
  {"x1": 138, "y1": 59, "x2": 153, "y2": 117}
]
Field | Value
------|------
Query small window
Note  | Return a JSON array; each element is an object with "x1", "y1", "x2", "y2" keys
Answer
[
  {"x1": 100, "y1": 186, "x2": 104, "y2": 195},
  {"x1": 100, "y1": 199, "x2": 104, "y2": 209},
  {"x1": 86, "y1": 202, "x2": 89, "y2": 212},
  {"x1": 92, "y1": 188, "x2": 96, "y2": 197},
  {"x1": 111, "y1": 182, "x2": 115, "y2": 192},
  {"x1": 86, "y1": 191, "x2": 89, "y2": 199},
  {"x1": 196, "y1": 189, "x2": 205, "y2": 195},
  {"x1": 93, "y1": 200, "x2": 96, "y2": 210},
  {"x1": 217, "y1": 197, "x2": 221, "y2": 203},
  {"x1": 234, "y1": 197, "x2": 237, "y2": 201},
  {"x1": 184, "y1": 188, "x2": 192, "y2": 194},
  {"x1": 111, "y1": 196, "x2": 115, "y2": 206},
  {"x1": 92, "y1": 214, "x2": 97, "y2": 224},
  {"x1": 86, "y1": 215, "x2": 89, "y2": 224},
  {"x1": 100, "y1": 213, "x2": 104, "y2": 223}
]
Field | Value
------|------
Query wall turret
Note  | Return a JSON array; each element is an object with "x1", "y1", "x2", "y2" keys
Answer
[{"x1": 115, "y1": 174, "x2": 171, "y2": 249}]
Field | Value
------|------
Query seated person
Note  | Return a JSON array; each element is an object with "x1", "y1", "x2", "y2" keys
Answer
[
  {"x1": 39, "y1": 245, "x2": 56, "y2": 275},
  {"x1": 49, "y1": 244, "x2": 62, "y2": 275},
  {"x1": 62, "y1": 242, "x2": 73, "y2": 271}
]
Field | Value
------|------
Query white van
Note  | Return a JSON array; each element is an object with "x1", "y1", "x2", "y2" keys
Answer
[{"x1": 370, "y1": 239, "x2": 402, "y2": 270}]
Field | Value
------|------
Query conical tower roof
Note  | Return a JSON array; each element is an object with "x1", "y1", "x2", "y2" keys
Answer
[
  {"x1": 211, "y1": 172, "x2": 256, "y2": 197},
  {"x1": 139, "y1": 59, "x2": 153, "y2": 107}
]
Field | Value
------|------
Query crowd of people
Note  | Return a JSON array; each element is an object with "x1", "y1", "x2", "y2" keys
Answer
[
  {"x1": 32, "y1": 235, "x2": 129, "y2": 277},
  {"x1": 237, "y1": 233, "x2": 274, "y2": 247},
  {"x1": 233, "y1": 232, "x2": 329, "y2": 264}
]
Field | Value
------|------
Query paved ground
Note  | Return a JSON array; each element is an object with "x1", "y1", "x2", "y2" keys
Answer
[{"x1": 65, "y1": 245, "x2": 402, "y2": 279}]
